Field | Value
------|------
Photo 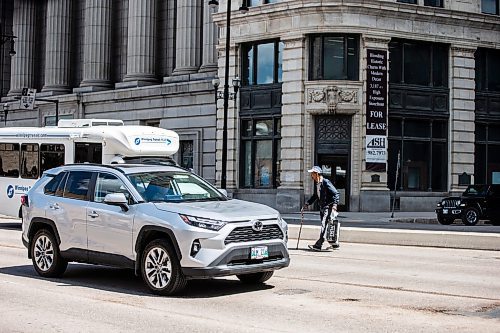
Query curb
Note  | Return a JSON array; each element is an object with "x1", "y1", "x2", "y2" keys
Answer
[{"x1": 289, "y1": 225, "x2": 500, "y2": 251}]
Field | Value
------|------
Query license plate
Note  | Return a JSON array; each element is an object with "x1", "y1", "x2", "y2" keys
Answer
[
  {"x1": 251, "y1": 246, "x2": 268, "y2": 260},
  {"x1": 443, "y1": 209, "x2": 448, "y2": 214}
]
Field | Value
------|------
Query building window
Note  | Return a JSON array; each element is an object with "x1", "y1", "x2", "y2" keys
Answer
[
  {"x1": 475, "y1": 48, "x2": 500, "y2": 92},
  {"x1": 309, "y1": 34, "x2": 359, "y2": 81},
  {"x1": 180, "y1": 140, "x2": 194, "y2": 170},
  {"x1": 242, "y1": 40, "x2": 284, "y2": 86},
  {"x1": 40, "y1": 144, "x2": 65, "y2": 173},
  {"x1": 44, "y1": 114, "x2": 73, "y2": 127},
  {"x1": 240, "y1": 117, "x2": 281, "y2": 188},
  {"x1": 475, "y1": 124, "x2": 500, "y2": 184},
  {"x1": 397, "y1": 0, "x2": 417, "y2": 4},
  {"x1": 424, "y1": 0, "x2": 443, "y2": 7},
  {"x1": 482, "y1": 0, "x2": 499, "y2": 14},
  {"x1": 389, "y1": 39, "x2": 448, "y2": 87},
  {"x1": 141, "y1": 119, "x2": 161, "y2": 127},
  {"x1": 388, "y1": 119, "x2": 448, "y2": 191},
  {"x1": 248, "y1": 0, "x2": 279, "y2": 6}
]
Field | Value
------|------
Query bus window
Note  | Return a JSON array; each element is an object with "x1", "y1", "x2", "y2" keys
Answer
[
  {"x1": 75, "y1": 143, "x2": 102, "y2": 164},
  {"x1": 41, "y1": 144, "x2": 65, "y2": 173},
  {"x1": 0, "y1": 143, "x2": 20, "y2": 178},
  {"x1": 21, "y1": 144, "x2": 39, "y2": 179}
]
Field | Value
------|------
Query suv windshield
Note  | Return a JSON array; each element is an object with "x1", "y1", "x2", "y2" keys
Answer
[
  {"x1": 127, "y1": 171, "x2": 226, "y2": 202},
  {"x1": 463, "y1": 185, "x2": 488, "y2": 196}
]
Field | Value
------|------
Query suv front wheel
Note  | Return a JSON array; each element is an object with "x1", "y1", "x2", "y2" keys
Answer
[
  {"x1": 462, "y1": 208, "x2": 479, "y2": 226},
  {"x1": 141, "y1": 239, "x2": 187, "y2": 296},
  {"x1": 30, "y1": 229, "x2": 68, "y2": 277}
]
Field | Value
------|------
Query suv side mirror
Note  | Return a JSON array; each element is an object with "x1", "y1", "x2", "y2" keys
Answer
[
  {"x1": 104, "y1": 193, "x2": 129, "y2": 212},
  {"x1": 218, "y1": 189, "x2": 228, "y2": 197}
]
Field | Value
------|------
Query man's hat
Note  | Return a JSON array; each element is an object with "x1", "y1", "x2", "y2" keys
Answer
[{"x1": 307, "y1": 166, "x2": 322, "y2": 174}]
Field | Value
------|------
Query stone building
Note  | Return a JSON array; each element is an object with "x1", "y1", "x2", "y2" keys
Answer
[
  {"x1": 0, "y1": 0, "x2": 219, "y2": 183},
  {"x1": 212, "y1": 0, "x2": 500, "y2": 212},
  {"x1": 1, "y1": 0, "x2": 500, "y2": 212}
]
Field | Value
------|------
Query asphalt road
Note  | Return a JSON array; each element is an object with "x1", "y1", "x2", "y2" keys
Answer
[{"x1": 0, "y1": 223, "x2": 499, "y2": 332}]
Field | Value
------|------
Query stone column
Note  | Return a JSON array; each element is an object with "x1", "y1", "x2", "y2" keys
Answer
[
  {"x1": 172, "y1": 0, "x2": 202, "y2": 75},
  {"x1": 8, "y1": 0, "x2": 37, "y2": 96},
  {"x1": 77, "y1": 0, "x2": 113, "y2": 92},
  {"x1": 199, "y1": 1, "x2": 217, "y2": 72},
  {"x1": 359, "y1": 36, "x2": 391, "y2": 212},
  {"x1": 449, "y1": 46, "x2": 476, "y2": 195},
  {"x1": 42, "y1": 0, "x2": 72, "y2": 94},
  {"x1": 119, "y1": 0, "x2": 157, "y2": 87},
  {"x1": 276, "y1": 37, "x2": 306, "y2": 213}
]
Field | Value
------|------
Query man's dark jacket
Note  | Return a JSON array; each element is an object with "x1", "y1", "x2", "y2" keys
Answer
[{"x1": 307, "y1": 177, "x2": 340, "y2": 209}]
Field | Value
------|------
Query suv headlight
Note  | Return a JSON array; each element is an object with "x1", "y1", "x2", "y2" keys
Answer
[
  {"x1": 180, "y1": 214, "x2": 226, "y2": 231},
  {"x1": 278, "y1": 214, "x2": 288, "y2": 241}
]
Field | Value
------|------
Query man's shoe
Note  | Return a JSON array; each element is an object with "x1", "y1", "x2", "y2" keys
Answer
[
  {"x1": 308, "y1": 244, "x2": 322, "y2": 251},
  {"x1": 330, "y1": 244, "x2": 340, "y2": 250}
]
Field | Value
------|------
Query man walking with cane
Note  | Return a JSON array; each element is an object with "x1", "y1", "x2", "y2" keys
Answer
[{"x1": 303, "y1": 166, "x2": 340, "y2": 251}]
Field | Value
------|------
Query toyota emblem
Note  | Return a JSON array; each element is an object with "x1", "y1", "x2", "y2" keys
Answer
[{"x1": 251, "y1": 219, "x2": 263, "y2": 232}]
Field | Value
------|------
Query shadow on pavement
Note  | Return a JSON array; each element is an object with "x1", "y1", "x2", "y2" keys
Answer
[{"x1": 0, "y1": 264, "x2": 274, "y2": 299}]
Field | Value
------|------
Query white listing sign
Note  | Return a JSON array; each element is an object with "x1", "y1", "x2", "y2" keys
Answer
[
  {"x1": 365, "y1": 135, "x2": 387, "y2": 164},
  {"x1": 20, "y1": 88, "x2": 36, "y2": 110}
]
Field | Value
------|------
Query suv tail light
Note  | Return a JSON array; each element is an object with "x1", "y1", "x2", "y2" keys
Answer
[{"x1": 21, "y1": 194, "x2": 29, "y2": 207}]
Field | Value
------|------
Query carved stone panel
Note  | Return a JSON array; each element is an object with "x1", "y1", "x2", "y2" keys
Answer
[{"x1": 306, "y1": 84, "x2": 360, "y2": 115}]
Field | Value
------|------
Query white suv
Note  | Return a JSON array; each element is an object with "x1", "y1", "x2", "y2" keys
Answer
[{"x1": 21, "y1": 164, "x2": 289, "y2": 295}]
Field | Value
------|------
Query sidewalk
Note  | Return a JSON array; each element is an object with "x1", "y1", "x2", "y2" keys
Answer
[{"x1": 283, "y1": 211, "x2": 500, "y2": 251}]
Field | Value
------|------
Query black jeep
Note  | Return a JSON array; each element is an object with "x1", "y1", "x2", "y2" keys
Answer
[{"x1": 436, "y1": 184, "x2": 500, "y2": 226}]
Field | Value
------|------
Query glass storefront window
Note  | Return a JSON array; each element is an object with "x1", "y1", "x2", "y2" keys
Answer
[
  {"x1": 388, "y1": 118, "x2": 448, "y2": 191},
  {"x1": 240, "y1": 117, "x2": 281, "y2": 188}
]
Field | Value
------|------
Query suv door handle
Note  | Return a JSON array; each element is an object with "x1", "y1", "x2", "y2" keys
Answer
[
  {"x1": 49, "y1": 203, "x2": 60, "y2": 210},
  {"x1": 88, "y1": 211, "x2": 99, "y2": 218}
]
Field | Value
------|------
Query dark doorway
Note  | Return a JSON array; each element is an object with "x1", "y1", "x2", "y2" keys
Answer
[
  {"x1": 318, "y1": 155, "x2": 349, "y2": 211},
  {"x1": 74, "y1": 143, "x2": 102, "y2": 164},
  {"x1": 315, "y1": 115, "x2": 352, "y2": 211}
]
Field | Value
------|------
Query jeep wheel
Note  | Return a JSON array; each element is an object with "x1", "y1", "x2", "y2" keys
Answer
[
  {"x1": 237, "y1": 271, "x2": 274, "y2": 284},
  {"x1": 141, "y1": 239, "x2": 186, "y2": 296},
  {"x1": 31, "y1": 229, "x2": 67, "y2": 278},
  {"x1": 437, "y1": 216, "x2": 454, "y2": 225},
  {"x1": 462, "y1": 208, "x2": 479, "y2": 226}
]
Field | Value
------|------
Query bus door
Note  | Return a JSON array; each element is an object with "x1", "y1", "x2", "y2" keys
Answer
[{"x1": 74, "y1": 143, "x2": 102, "y2": 164}]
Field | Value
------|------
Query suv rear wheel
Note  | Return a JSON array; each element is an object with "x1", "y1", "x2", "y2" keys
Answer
[
  {"x1": 462, "y1": 208, "x2": 479, "y2": 226},
  {"x1": 30, "y1": 229, "x2": 68, "y2": 277},
  {"x1": 141, "y1": 239, "x2": 187, "y2": 296},
  {"x1": 237, "y1": 271, "x2": 274, "y2": 284}
]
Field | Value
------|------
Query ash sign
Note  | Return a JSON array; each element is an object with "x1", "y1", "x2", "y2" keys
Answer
[{"x1": 366, "y1": 49, "x2": 388, "y2": 172}]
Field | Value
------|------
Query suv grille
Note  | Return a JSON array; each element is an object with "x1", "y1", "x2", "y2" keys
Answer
[
  {"x1": 443, "y1": 199, "x2": 460, "y2": 208},
  {"x1": 225, "y1": 224, "x2": 284, "y2": 245}
]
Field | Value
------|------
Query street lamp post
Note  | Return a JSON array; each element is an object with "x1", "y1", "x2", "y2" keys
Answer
[{"x1": 209, "y1": 0, "x2": 247, "y2": 189}]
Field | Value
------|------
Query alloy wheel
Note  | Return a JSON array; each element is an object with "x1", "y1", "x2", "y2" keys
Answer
[
  {"x1": 34, "y1": 235, "x2": 54, "y2": 272},
  {"x1": 144, "y1": 247, "x2": 172, "y2": 289}
]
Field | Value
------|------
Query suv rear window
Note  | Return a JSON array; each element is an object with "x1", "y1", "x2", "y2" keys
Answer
[
  {"x1": 63, "y1": 171, "x2": 93, "y2": 200},
  {"x1": 44, "y1": 172, "x2": 67, "y2": 196}
]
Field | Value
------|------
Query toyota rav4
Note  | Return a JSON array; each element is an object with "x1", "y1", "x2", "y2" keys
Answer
[{"x1": 21, "y1": 164, "x2": 289, "y2": 295}]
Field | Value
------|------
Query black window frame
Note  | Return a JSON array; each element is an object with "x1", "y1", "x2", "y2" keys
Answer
[
  {"x1": 240, "y1": 116, "x2": 281, "y2": 189},
  {"x1": 308, "y1": 34, "x2": 360, "y2": 81},
  {"x1": 389, "y1": 39, "x2": 449, "y2": 88},
  {"x1": 424, "y1": 0, "x2": 443, "y2": 7},
  {"x1": 397, "y1": 0, "x2": 417, "y2": 4},
  {"x1": 388, "y1": 117, "x2": 448, "y2": 192},
  {"x1": 21, "y1": 143, "x2": 39, "y2": 179},
  {"x1": 475, "y1": 48, "x2": 500, "y2": 93},
  {"x1": 0, "y1": 143, "x2": 20, "y2": 178},
  {"x1": 241, "y1": 39, "x2": 284, "y2": 86},
  {"x1": 482, "y1": 0, "x2": 500, "y2": 15}
]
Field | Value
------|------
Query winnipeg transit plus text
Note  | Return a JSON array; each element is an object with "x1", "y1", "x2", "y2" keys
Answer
[{"x1": 365, "y1": 49, "x2": 388, "y2": 171}]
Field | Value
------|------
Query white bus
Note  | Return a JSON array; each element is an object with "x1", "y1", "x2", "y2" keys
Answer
[{"x1": 0, "y1": 119, "x2": 179, "y2": 217}]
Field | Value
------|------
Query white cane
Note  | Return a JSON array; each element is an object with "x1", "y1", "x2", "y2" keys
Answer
[{"x1": 295, "y1": 207, "x2": 304, "y2": 250}]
